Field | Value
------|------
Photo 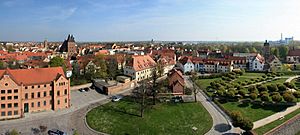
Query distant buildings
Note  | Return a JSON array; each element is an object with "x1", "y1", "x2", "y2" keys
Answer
[
  {"x1": 286, "y1": 48, "x2": 300, "y2": 64},
  {"x1": 269, "y1": 33, "x2": 294, "y2": 45},
  {"x1": 0, "y1": 67, "x2": 70, "y2": 120}
]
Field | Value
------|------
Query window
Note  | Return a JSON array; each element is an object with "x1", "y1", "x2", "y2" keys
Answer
[
  {"x1": 14, "y1": 111, "x2": 18, "y2": 115},
  {"x1": 44, "y1": 84, "x2": 47, "y2": 87},
  {"x1": 7, "y1": 111, "x2": 12, "y2": 116},
  {"x1": 31, "y1": 102, "x2": 34, "y2": 107},
  {"x1": 1, "y1": 104, "x2": 5, "y2": 109},
  {"x1": 1, "y1": 97, "x2": 5, "y2": 100},
  {"x1": 57, "y1": 91, "x2": 60, "y2": 96},
  {"x1": 65, "y1": 98, "x2": 67, "y2": 103},
  {"x1": 25, "y1": 93, "x2": 28, "y2": 99},
  {"x1": 5, "y1": 83, "x2": 8, "y2": 86},
  {"x1": 64, "y1": 89, "x2": 67, "y2": 95},
  {"x1": 31, "y1": 93, "x2": 34, "y2": 99},
  {"x1": 50, "y1": 91, "x2": 53, "y2": 96},
  {"x1": 57, "y1": 100, "x2": 60, "y2": 105},
  {"x1": 7, "y1": 96, "x2": 12, "y2": 100},
  {"x1": 14, "y1": 103, "x2": 18, "y2": 107},
  {"x1": 38, "y1": 92, "x2": 40, "y2": 98},
  {"x1": 44, "y1": 91, "x2": 47, "y2": 97},
  {"x1": 14, "y1": 89, "x2": 18, "y2": 93},
  {"x1": 32, "y1": 86, "x2": 34, "y2": 89},
  {"x1": 38, "y1": 85, "x2": 40, "y2": 88},
  {"x1": 14, "y1": 96, "x2": 18, "y2": 100},
  {"x1": 25, "y1": 86, "x2": 28, "y2": 89},
  {"x1": 7, "y1": 103, "x2": 12, "y2": 108},
  {"x1": 1, "y1": 90, "x2": 4, "y2": 94},
  {"x1": 7, "y1": 90, "x2": 12, "y2": 93},
  {"x1": 44, "y1": 101, "x2": 46, "y2": 106},
  {"x1": 37, "y1": 102, "x2": 40, "y2": 107},
  {"x1": 1, "y1": 112, "x2": 5, "y2": 116}
]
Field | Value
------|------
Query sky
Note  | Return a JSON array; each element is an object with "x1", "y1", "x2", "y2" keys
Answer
[{"x1": 0, "y1": 0, "x2": 300, "y2": 42}]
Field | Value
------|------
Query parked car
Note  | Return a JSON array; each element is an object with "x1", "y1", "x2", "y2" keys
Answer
[
  {"x1": 171, "y1": 96, "x2": 183, "y2": 103},
  {"x1": 84, "y1": 87, "x2": 90, "y2": 92},
  {"x1": 78, "y1": 88, "x2": 85, "y2": 92},
  {"x1": 112, "y1": 95, "x2": 123, "y2": 102},
  {"x1": 48, "y1": 129, "x2": 67, "y2": 135}
]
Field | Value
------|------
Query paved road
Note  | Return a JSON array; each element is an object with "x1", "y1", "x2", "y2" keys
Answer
[{"x1": 184, "y1": 76, "x2": 241, "y2": 135}]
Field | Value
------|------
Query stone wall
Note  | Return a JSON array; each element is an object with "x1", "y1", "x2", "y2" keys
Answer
[{"x1": 265, "y1": 114, "x2": 300, "y2": 135}]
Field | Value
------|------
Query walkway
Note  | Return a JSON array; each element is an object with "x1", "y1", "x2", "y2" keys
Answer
[
  {"x1": 253, "y1": 75, "x2": 300, "y2": 129},
  {"x1": 184, "y1": 76, "x2": 241, "y2": 135}
]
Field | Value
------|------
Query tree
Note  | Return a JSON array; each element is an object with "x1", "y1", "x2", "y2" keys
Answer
[
  {"x1": 293, "y1": 91, "x2": 300, "y2": 101},
  {"x1": 0, "y1": 61, "x2": 4, "y2": 69},
  {"x1": 277, "y1": 84, "x2": 287, "y2": 92},
  {"x1": 248, "y1": 85, "x2": 258, "y2": 94},
  {"x1": 226, "y1": 90, "x2": 236, "y2": 98},
  {"x1": 272, "y1": 94, "x2": 282, "y2": 102},
  {"x1": 267, "y1": 84, "x2": 278, "y2": 92},
  {"x1": 135, "y1": 80, "x2": 149, "y2": 118},
  {"x1": 278, "y1": 46, "x2": 289, "y2": 59},
  {"x1": 261, "y1": 94, "x2": 270, "y2": 102},
  {"x1": 94, "y1": 54, "x2": 108, "y2": 79},
  {"x1": 272, "y1": 48, "x2": 279, "y2": 57},
  {"x1": 240, "y1": 118, "x2": 253, "y2": 132},
  {"x1": 191, "y1": 74, "x2": 199, "y2": 102},
  {"x1": 257, "y1": 85, "x2": 268, "y2": 92},
  {"x1": 151, "y1": 65, "x2": 159, "y2": 105},
  {"x1": 250, "y1": 93, "x2": 258, "y2": 100},
  {"x1": 49, "y1": 57, "x2": 65, "y2": 69},
  {"x1": 283, "y1": 92, "x2": 296, "y2": 102}
]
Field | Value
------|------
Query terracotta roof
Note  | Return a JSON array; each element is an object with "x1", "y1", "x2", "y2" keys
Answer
[
  {"x1": 179, "y1": 56, "x2": 193, "y2": 65},
  {"x1": 287, "y1": 49, "x2": 300, "y2": 56},
  {"x1": 127, "y1": 55, "x2": 156, "y2": 71},
  {"x1": 0, "y1": 67, "x2": 65, "y2": 85}
]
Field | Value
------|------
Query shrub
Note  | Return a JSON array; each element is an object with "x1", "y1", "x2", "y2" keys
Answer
[
  {"x1": 271, "y1": 94, "x2": 282, "y2": 102},
  {"x1": 267, "y1": 84, "x2": 278, "y2": 92},
  {"x1": 277, "y1": 84, "x2": 287, "y2": 92},
  {"x1": 257, "y1": 85, "x2": 268, "y2": 92},
  {"x1": 240, "y1": 118, "x2": 254, "y2": 132},
  {"x1": 262, "y1": 75, "x2": 266, "y2": 78},
  {"x1": 284, "y1": 82, "x2": 295, "y2": 89},
  {"x1": 185, "y1": 88, "x2": 193, "y2": 95},
  {"x1": 248, "y1": 85, "x2": 258, "y2": 94},
  {"x1": 261, "y1": 94, "x2": 270, "y2": 102},
  {"x1": 238, "y1": 89, "x2": 247, "y2": 97},
  {"x1": 283, "y1": 92, "x2": 296, "y2": 102},
  {"x1": 293, "y1": 91, "x2": 300, "y2": 99},
  {"x1": 250, "y1": 93, "x2": 258, "y2": 100}
]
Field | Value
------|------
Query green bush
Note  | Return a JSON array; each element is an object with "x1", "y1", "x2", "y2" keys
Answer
[{"x1": 250, "y1": 93, "x2": 258, "y2": 100}]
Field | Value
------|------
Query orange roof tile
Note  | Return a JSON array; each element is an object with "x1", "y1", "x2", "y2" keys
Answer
[{"x1": 1, "y1": 67, "x2": 65, "y2": 85}]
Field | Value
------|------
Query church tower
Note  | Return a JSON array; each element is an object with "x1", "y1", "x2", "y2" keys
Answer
[{"x1": 264, "y1": 40, "x2": 270, "y2": 59}]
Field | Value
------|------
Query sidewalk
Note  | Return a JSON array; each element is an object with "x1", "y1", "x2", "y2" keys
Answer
[{"x1": 254, "y1": 103, "x2": 300, "y2": 129}]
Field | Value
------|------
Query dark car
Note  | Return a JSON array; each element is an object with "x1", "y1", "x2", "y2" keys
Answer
[
  {"x1": 78, "y1": 88, "x2": 85, "y2": 92},
  {"x1": 111, "y1": 95, "x2": 123, "y2": 102},
  {"x1": 84, "y1": 87, "x2": 90, "y2": 92},
  {"x1": 171, "y1": 96, "x2": 183, "y2": 103},
  {"x1": 48, "y1": 129, "x2": 67, "y2": 135}
]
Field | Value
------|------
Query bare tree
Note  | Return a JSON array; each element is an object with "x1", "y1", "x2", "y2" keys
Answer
[
  {"x1": 134, "y1": 80, "x2": 148, "y2": 118},
  {"x1": 191, "y1": 74, "x2": 199, "y2": 102}
]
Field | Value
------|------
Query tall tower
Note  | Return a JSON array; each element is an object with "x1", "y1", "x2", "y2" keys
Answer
[
  {"x1": 43, "y1": 39, "x2": 48, "y2": 49},
  {"x1": 264, "y1": 40, "x2": 270, "y2": 59}
]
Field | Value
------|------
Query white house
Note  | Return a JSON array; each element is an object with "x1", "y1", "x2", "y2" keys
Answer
[
  {"x1": 178, "y1": 57, "x2": 194, "y2": 73},
  {"x1": 123, "y1": 55, "x2": 157, "y2": 81}
]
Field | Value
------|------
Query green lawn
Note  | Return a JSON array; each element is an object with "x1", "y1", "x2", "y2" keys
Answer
[
  {"x1": 196, "y1": 78, "x2": 220, "y2": 89},
  {"x1": 254, "y1": 108, "x2": 300, "y2": 135},
  {"x1": 263, "y1": 78, "x2": 287, "y2": 85},
  {"x1": 86, "y1": 98, "x2": 213, "y2": 135},
  {"x1": 221, "y1": 102, "x2": 287, "y2": 122}
]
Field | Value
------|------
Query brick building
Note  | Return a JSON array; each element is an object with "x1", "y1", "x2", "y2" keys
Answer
[
  {"x1": 0, "y1": 67, "x2": 70, "y2": 120},
  {"x1": 168, "y1": 69, "x2": 185, "y2": 95}
]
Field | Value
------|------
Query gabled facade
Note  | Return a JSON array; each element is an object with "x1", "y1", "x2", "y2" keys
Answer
[
  {"x1": 178, "y1": 57, "x2": 194, "y2": 73},
  {"x1": 123, "y1": 55, "x2": 157, "y2": 81},
  {"x1": 0, "y1": 67, "x2": 70, "y2": 120},
  {"x1": 168, "y1": 69, "x2": 185, "y2": 95}
]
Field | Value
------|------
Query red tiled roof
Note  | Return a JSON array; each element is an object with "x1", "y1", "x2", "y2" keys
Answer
[
  {"x1": 287, "y1": 49, "x2": 300, "y2": 56},
  {"x1": 127, "y1": 55, "x2": 156, "y2": 71},
  {"x1": 0, "y1": 67, "x2": 65, "y2": 85}
]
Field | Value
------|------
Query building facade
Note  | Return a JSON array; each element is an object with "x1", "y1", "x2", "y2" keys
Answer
[
  {"x1": 123, "y1": 55, "x2": 157, "y2": 81},
  {"x1": 0, "y1": 67, "x2": 70, "y2": 120}
]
